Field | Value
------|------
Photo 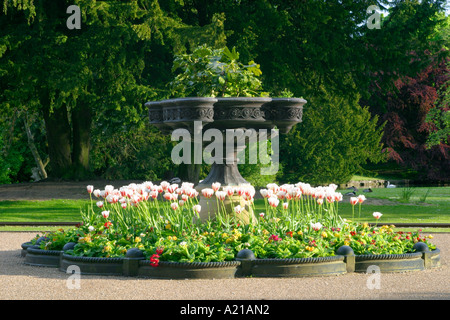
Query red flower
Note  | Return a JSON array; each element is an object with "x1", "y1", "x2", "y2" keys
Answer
[
  {"x1": 269, "y1": 234, "x2": 281, "y2": 242},
  {"x1": 156, "y1": 247, "x2": 164, "y2": 255},
  {"x1": 286, "y1": 231, "x2": 293, "y2": 237},
  {"x1": 104, "y1": 221, "x2": 112, "y2": 229},
  {"x1": 350, "y1": 231, "x2": 356, "y2": 236},
  {"x1": 150, "y1": 254, "x2": 160, "y2": 267}
]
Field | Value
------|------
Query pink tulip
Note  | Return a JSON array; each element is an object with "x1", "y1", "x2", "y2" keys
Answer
[
  {"x1": 243, "y1": 194, "x2": 254, "y2": 201},
  {"x1": 259, "y1": 189, "x2": 269, "y2": 198},
  {"x1": 163, "y1": 193, "x2": 173, "y2": 201},
  {"x1": 93, "y1": 189, "x2": 101, "y2": 197},
  {"x1": 104, "y1": 185, "x2": 114, "y2": 195},
  {"x1": 350, "y1": 197, "x2": 358, "y2": 206},
  {"x1": 121, "y1": 203, "x2": 127, "y2": 209},
  {"x1": 187, "y1": 189, "x2": 198, "y2": 198},
  {"x1": 329, "y1": 184, "x2": 338, "y2": 191},
  {"x1": 223, "y1": 186, "x2": 234, "y2": 197},
  {"x1": 167, "y1": 184, "x2": 178, "y2": 193},
  {"x1": 357, "y1": 195, "x2": 366, "y2": 203},
  {"x1": 215, "y1": 191, "x2": 227, "y2": 201},
  {"x1": 182, "y1": 182, "x2": 194, "y2": 189},
  {"x1": 373, "y1": 212, "x2": 383, "y2": 220},
  {"x1": 135, "y1": 186, "x2": 144, "y2": 195},
  {"x1": 289, "y1": 187, "x2": 301, "y2": 199},
  {"x1": 310, "y1": 222, "x2": 323, "y2": 231},
  {"x1": 106, "y1": 194, "x2": 119, "y2": 204},
  {"x1": 234, "y1": 205, "x2": 243, "y2": 214},
  {"x1": 245, "y1": 187, "x2": 255, "y2": 198},
  {"x1": 131, "y1": 194, "x2": 141, "y2": 204},
  {"x1": 143, "y1": 181, "x2": 153, "y2": 189},
  {"x1": 212, "y1": 182, "x2": 221, "y2": 192},
  {"x1": 87, "y1": 185, "x2": 94, "y2": 194},
  {"x1": 315, "y1": 190, "x2": 325, "y2": 200},
  {"x1": 160, "y1": 181, "x2": 170, "y2": 191},
  {"x1": 96, "y1": 201, "x2": 104, "y2": 208},
  {"x1": 277, "y1": 191, "x2": 286, "y2": 200},
  {"x1": 326, "y1": 193, "x2": 335, "y2": 203},
  {"x1": 102, "y1": 210, "x2": 110, "y2": 219},
  {"x1": 150, "y1": 191, "x2": 158, "y2": 199},
  {"x1": 268, "y1": 196, "x2": 279, "y2": 208},
  {"x1": 201, "y1": 188, "x2": 214, "y2": 198},
  {"x1": 193, "y1": 205, "x2": 201, "y2": 214}
]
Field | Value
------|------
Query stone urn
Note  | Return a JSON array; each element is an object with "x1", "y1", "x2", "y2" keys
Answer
[{"x1": 146, "y1": 96, "x2": 306, "y2": 223}]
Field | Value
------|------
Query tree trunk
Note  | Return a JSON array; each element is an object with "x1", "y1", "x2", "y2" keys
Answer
[
  {"x1": 187, "y1": 163, "x2": 201, "y2": 185},
  {"x1": 71, "y1": 103, "x2": 92, "y2": 179},
  {"x1": 179, "y1": 163, "x2": 201, "y2": 185},
  {"x1": 24, "y1": 113, "x2": 47, "y2": 179},
  {"x1": 42, "y1": 104, "x2": 72, "y2": 178}
]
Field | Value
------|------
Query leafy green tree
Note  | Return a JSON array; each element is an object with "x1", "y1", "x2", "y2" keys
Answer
[
  {"x1": 0, "y1": 132, "x2": 24, "y2": 184},
  {"x1": 279, "y1": 89, "x2": 386, "y2": 185},
  {"x1": 425, "y1": 16, "x2": 450, "y2": 148},
  {"x1": 1, "y1": 0, "x2": 159, "y2": 178},
  {"x1": 0, "y1": 104, "x2": 48, "y2": 183},
  {"x1": 0, "y1": 0, "x2": 227, "y2": 181}
]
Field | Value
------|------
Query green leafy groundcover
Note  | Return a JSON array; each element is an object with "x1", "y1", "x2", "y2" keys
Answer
[{"x1": 30, "y1": 181, "x2": 437, "y2": 265}]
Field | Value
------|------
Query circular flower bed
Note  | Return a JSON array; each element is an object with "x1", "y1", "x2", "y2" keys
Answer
[{"x1": 23, "y1": 181, "x2": 439, "y2": 278}]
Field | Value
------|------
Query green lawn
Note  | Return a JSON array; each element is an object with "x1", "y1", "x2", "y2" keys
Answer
[{"x1": 0, "y1": 199, "x2": 89, "y2": 223}]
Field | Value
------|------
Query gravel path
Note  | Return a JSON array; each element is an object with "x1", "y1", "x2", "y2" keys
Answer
[{"x1": 0, "y1": 232, "x2": 448, "y2": 301}]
